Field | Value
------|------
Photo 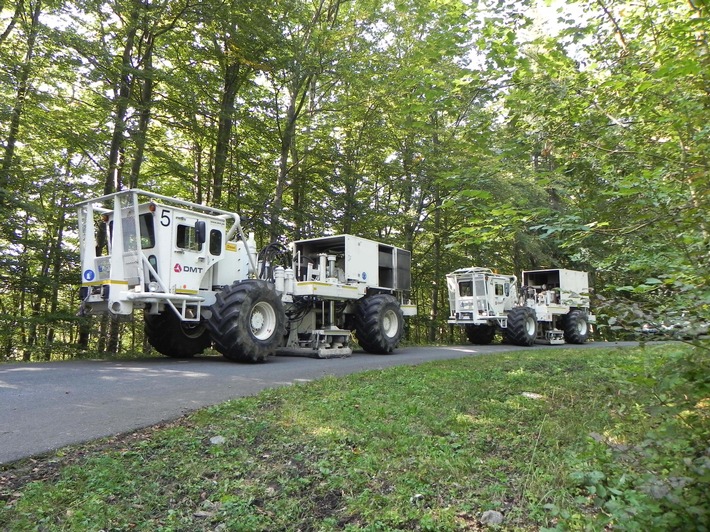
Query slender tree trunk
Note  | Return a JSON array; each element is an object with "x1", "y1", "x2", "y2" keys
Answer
[
  {"x1": 107, "y1": 320, "x2": 120, "y2": 354},
  {"x1": 20, "y1": 289, "x2": 29, "y2": 361},
  {"x1": 105, "y1": 5, "x2": 139, "y2": 196},
  {"x1": 44, "y1": 183, "x2": 69, "y2": 360},
  {"x1": 194, "y1": 137, "x2": 204, "y2": 204},
  {"x1": 0, "y1": 0, "x2": 24, "y2": 47},
  {"x1": 272, "y1": 95, "x2": 297, "y2": 241},
  {"x1": 95, "y1": 3, "x2": 140, "y2": 273},
  {"x1": 428, "y1": 186, "x2": 442, "y2": 343},
  {"x1": 97, "y1": 315, "x2": 108, "y2": 353},
  {"x1": 77, "y1": 317, "x2": 90, "y2": 351},
  {"x1": 0, "y1": 0, "x2": 41, "y2": 202},
  {"x1": 342, "y1": 165, "x2": 357, "y2": 235},
  {"x1": 213, "y1": 59, "x2": 241, "y2": 206},
  {"x1": 129, "y1": 32, "x2": 155, "y2": 189},
  {"x1": 271, "y1": 78, "x2": 312, "y2": 242}
]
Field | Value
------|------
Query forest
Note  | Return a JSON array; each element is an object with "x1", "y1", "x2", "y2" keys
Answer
[{"x1": 0, "y1": 0, "x2": 707, "y2": 361}]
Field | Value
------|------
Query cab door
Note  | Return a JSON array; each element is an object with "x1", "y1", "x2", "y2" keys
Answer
[
  {"x1": 486, "y1": 276, "x2": 508, "y2": 316},
  {"x1": 169, "y1": 212, "x2": 209, "y2": 295}
]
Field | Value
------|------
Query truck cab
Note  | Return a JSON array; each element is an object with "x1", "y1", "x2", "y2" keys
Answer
[{"x1": 77, "y1": 189, "x2": 253, "y2": 321}]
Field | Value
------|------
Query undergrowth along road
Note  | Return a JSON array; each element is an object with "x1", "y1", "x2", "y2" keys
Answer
[{"x1": 1, "y1": 343, "x2": 708, "y2": 530}]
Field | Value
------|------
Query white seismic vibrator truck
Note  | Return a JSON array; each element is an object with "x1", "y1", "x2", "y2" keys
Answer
[
  {"x1": 76, "y1": 189, "x2": 416, "y2": 362},
  {"x1": 446, "y1": 267, "x2": 594, "y2": 346}
]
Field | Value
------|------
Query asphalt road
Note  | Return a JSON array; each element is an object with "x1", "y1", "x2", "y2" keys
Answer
[{"x1": 0, "y1": 342, "x2": 638, "y2": 465}]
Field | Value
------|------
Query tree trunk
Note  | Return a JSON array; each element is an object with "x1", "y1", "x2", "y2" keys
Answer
[
  {"x1": 44, "y1": 183, "x2": 69, "y2": 360},
  {"x1": 428, "y1": 185, "x2": 442, "y2": 343},
  {"x1": 271, "y1": 96, "x2": 296, "y2": 242},
  {"x1": 128, "y1": 32, "x2": 155, "y2": 189},
  {"x1": 0, "y1": 0, "x2": 24, "y2": 48},
  {"x1": 0, "y1": 0, "x2": 41, "y2": 202},
  {"x1": 213, "y1": 59, "x2": 241, "y2": 206},
  {"x1": 95, "y1": 5, "x2": 140, "y2": 282},
  {"x1": 107, "y1": 320, "x2": 120, "y2": 354},
  {"x1": 193, "y1": 135, "x2": 204, "y2": 204},
  {"x1": 97, "y1": 315, "x2": 108, "y2": 353},
  {"x1": 271, "y1": 77, "x2": 312, "y2": 242},
  {"x1": 104, "y1": 5, "x2": 140, "y2": 196}
]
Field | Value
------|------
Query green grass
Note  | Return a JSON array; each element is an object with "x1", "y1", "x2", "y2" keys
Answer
[{"x1": 1, "y1": 343, "x2": 708, "y2": 531}]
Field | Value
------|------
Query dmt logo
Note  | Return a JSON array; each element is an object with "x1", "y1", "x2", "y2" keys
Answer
[{"x1": 174, "y1": 263, "x2": 204, "y2": 274}]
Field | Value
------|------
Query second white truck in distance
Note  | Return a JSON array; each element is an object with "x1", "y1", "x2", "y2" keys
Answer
[{"x1": 446, "y1": 267, "x2": 595, "y2": 346}]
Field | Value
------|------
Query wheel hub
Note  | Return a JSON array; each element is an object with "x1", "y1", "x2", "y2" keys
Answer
[
  {"x1": 525, "y1": 316, "x2": 537, "y2": 336},
  {"x1": 251, "y1": 311, "x2": 265, "y2": 331},
  {"x1": 383, "y1": 309, "x2": 399, "y2": 338},
  {"x1": 250, "y1": 301, "x2": 276, "y2": 340},
  {"x1": 180, "y1": 322, "x2": 206, "y2": 339}
]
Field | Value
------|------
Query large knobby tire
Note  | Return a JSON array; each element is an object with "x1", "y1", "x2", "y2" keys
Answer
[
  {"x1": 505, "y1": 306, "x2": 538, "y2": 346},
  {"x1": 564, "y1": 310, "x2": 590, "y2": 344},
  {"x1": 144, "y1": 309, "x2": 211, "y2": 358},
  {"x1": 355, "y1": 294, "x2": 404, "y2": 354},
  {"x1": 465, "y1": 324, "x2": 496, "y2": 345},
  {"x1": 206, "y1": 280, "x2": 286, "y2": 363}
]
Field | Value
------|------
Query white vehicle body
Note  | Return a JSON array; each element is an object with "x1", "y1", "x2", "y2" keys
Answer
[
  {"x1": 447, "y1": 267, "x2": 595, "y2": 346},
  {"x1": 76, "y1": 190, "x2": 416, "y2": 361}
]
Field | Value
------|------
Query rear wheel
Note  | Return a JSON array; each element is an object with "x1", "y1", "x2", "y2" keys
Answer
[
  {"x1": 206, "y1": 281, "x2": 286, "y2": 362},
  {"x1": 564, "y1": 310, "x2": 589, "y2": 344},
  {"x1": 465, "y1": 324, "x2": 496, "y2": 345},
  {"x1": 355, "y1": 294, "x2": 404, "y2": 354},
  {"x1": 144, "y1": 309, "x2": 211, "y2": 358},
  {"x1": 505, "y1": 307, "x2": 537, "y2": 346}
]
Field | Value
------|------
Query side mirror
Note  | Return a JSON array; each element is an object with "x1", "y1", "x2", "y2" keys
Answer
[{"x1": 195, "y1": 220, "x2": 206, "y2": 245}]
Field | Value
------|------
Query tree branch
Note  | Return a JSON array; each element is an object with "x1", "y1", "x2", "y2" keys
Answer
[{"x1": 596, "y1": 0, "x2": 629, "y2": 55}]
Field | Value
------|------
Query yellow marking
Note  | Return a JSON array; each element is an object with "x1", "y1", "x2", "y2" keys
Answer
[
  {"x1": 225, "y1": 242, "x2": 237, "y2": 252},
  {"x1": 175, "y1": 289, "x2": 199, "y2": 295},
  {"x1": 82, "y1": 280, "x2": 128, "y2": 287}
]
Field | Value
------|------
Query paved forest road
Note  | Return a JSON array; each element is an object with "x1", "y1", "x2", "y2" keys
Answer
[{"x1": 0, "y1": 342, "x2": 639, "y2": 464}]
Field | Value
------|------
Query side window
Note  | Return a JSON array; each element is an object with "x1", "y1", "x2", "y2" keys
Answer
[
  {"x1": 139, "y1": 213, "x2": 155, "y2": 249},
  {"x1": 210, "y1": 229, "x2": 222, "y2": 256},
  {"x1": 458, "y1": 281, "x2": 472, "y2": 297},
  {"x1": 495, "y1": 283, "x2": 504, "y2": 296},
  {"x1": 504, "y1": 282, "x2": 510, "y2": 297},
  {"x1": 176, "y1": 224, "x2": 202, "y2": 251},
  {"x1": 109, "y1": 215, "x2": 155, "y2": 251}
]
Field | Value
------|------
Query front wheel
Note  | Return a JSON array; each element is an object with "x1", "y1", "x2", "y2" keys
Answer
[
  {"x1": 206, "y1": 281, "x2": 286, "y2": 363},
  {"x1": 144, "y1": 309, "x2": 211, "y2": 358},
  {"x1": 465, "y1": 324, "x2": 496, "y2": 345},
  {"x1": 355, "y1": 294, "x2": 404, "y2": 354},
  {"x1": 505, "y1": 307, "x2": 537, "y2": 346},
  {"x1": 564, "y1": 310, "x2": 589, "y2": 344}
]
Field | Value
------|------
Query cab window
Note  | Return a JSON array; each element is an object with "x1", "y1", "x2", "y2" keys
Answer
[
  {"x1": 210, "y1": 229, "x2": 222, "y2": 256},
  {"x1": 177, "y1": 224, "x2": 202, "y2": 251},
  {"x1": 139, "y1": 214, "x2": 155, "y2": 249}
]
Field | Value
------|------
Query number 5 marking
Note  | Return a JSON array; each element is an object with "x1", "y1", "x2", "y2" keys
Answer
[{"x1": 160, "y1": 209, "x2": 171, "y2": 227}]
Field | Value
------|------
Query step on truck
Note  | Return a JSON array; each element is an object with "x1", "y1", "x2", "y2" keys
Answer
[
  {"x1": 446, "y1": 267, "x2": 594, "y2": 346},
  {"x1": 76, "y1": 189, "x2": 416, "y2": 361}
]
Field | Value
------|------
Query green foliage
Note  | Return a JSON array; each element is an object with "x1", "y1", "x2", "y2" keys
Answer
[
  {"x1": 559, "y1": 345, "x2": 710, "y2": 530},
  {"x1": 1, "y1": 0, "x2": 709, "y2": 356}
]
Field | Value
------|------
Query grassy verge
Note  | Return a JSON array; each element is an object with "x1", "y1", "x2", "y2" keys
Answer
[{"x1": 1, "y1": 343, "x2": 708, "y2": 531}]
